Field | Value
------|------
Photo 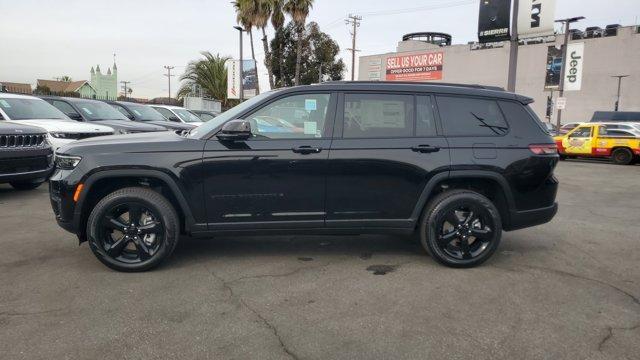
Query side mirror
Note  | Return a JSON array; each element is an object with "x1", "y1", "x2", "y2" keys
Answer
[
  {"x1": 126, "y1": 114, "x2": 134, "y2": 120},
  {"x1": 68, "y1": 113, "x2": 82, "y2": 121},
  {"x1": 217, "y1": 119, "x2": 252, "y2": 141}
]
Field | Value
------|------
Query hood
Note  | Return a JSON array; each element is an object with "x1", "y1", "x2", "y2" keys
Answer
[
  {"x1": 93, "y1": 120, "x2": 166, "y2": 132},
  {"x1": 56, "y1": 130, "x2": 195, "y2": 155},
  {"x1": 145, "y1": 120, "x2": 196, "y2": 131},
  {"x1": 0, "y1": 121, "x2": 47, "y2": 135},
  {"x1": 7, "y1": 119, "x2": 114, "y2": 133}
]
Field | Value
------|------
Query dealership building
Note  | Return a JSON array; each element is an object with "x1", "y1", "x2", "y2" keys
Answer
[{"x1": 358, "y1": 25, "x2": 640, "y2": 124}]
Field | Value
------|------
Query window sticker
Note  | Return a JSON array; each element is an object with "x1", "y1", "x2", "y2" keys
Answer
[
  {"x1": 81, "y1": 107, "x2": 93, "y2": 115},
  {"x1": 133, "y1": 110, "x2": 142, "y2": 116},
  {"x1": 305, "y1": 99, "x2": 317, "y2": 111},
  {"x1": 303, "y1": 121, "x2": 317, "y2": 135},
  {"x1": 0, "y1": 99, "x2": 11, "y2": 108}
]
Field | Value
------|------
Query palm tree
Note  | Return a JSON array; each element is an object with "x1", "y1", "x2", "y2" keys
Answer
[
  {"x1": 256, "y1": 0, "x2": 275, "y2": 89},
  {"x1": 269, "y1": 0, "x2": 286, "y2": 87},
  {"x1": 284, "y1": 0, "x2": 313, "y2": 86},
  {"x1": 178, "y1": 52, "x2": 231, "y2": 106},
  {"x1": 232, "y1": 0, "x2": 260, "y2": 93}
]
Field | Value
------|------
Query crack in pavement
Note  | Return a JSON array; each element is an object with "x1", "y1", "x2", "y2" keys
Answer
[
  {"x1": 201, "y1": 262, "x2": 301, "y2": 360},
  {"x1": 598, "y1": 323, "x2": 640, "y2": 352},
  {"x1": 0, "y1": 308, "x2": 65, "y2": 317},
  {"x1": 227, "y1": 261, "x2": 333, "y2": 285}
]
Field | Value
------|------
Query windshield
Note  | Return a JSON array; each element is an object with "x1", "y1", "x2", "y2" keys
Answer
[
  {"x1": 76, "y1": 101, "x2": 129, "y2": 121},
  {"x1": 0, "y1": 97, "x2": 69, "y2": 120},
  {"x1": 188, "y1": 91, "x2": 277, "y2": 138},
  {"x1": 172, "y1": 108, "x2": 203, "y2": 123},
  {"x1": 127, "y1": 104, "x2": 167, "y2": 121}
]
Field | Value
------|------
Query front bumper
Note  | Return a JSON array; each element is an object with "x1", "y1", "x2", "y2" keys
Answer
[{"x1": 49, "y1": 169, "x2": 80, "y2": 235}]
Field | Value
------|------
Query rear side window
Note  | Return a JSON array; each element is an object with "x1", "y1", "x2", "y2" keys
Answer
[
  {"x1": 343, "y1": 93, "x2": 414, "y2": 138},
  {"x1": 437, "y1": 96, "x2": 508, "y2": 136},
  {"x1": 416, "y1": 96, "x2": 437, "y2": 137}
]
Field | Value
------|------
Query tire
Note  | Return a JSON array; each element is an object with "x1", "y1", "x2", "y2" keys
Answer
[
  {"x1": 86, "y1": 187, "x2": 180, "y2": 272},
  {"x1": 419, "y1": 190, "x2": 502, "y2": 268},
  {"x1": 10, "y1": 181, "x2": 43, "y2": 190},
  {"x1": 558, "y1": 154, "x2": 567, "y2": 161},
  {"x1": 611, "y1": 148, "x2": 633, "y2": 165}
]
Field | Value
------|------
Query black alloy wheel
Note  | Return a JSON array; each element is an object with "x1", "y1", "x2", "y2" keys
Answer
[
  {"x1": 420, "y1": 190, "x2": 502, "y2": 268},
  {"x1": 87, "y1": 187, "x2": 179, "y2": 272},
  {"x1": 99, "y1": 202, "x2": 164, "y2": 263}
]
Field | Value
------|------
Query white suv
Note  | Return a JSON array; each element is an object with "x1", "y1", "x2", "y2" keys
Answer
[
  {"x1": 150, "y1": 105, "x2": 203, "y2": 126},
  {"x1": 0, "y1": 93, "x2": 114, "y2": 150}
]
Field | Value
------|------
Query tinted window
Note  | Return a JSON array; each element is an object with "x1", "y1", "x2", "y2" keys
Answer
[
  {"x1": 246, "y1": 93, "x2": 330, "y2": 139},
  {"x1": 74, "y1": 101, "x2": 128, "y2": 121},
  {"x1": 0, "y1": 98, "x2": 68, "y2": 120},
  {"x1": 51, "y1": 100, "x2": 77, "y2": 116},
  {"x1": 154, "y1": 107, "x2": 176, "y2": 121},
  {"x1": 343, "y1": 93, "x2": 413, "y2": 138},
  {"x1": 126, "y1": 104, "x2": 167, "y2": 121},
  {"x1": 416, "y1": 96, "x2": 437, "y2": 137},
  {"x1": 603, "y1": 129, "x2": 636, "y2": 137},
  {"x1": 111, "y1": 104, "x2": 131, "y2": 118},
  {"x1": 437, "y1": 96, "x2": 508, "y2": 136}
]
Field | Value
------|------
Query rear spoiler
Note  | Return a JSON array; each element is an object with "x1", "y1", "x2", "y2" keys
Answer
[{"x1": 516, "y1": 95, "x2": 534, "y2": 105}]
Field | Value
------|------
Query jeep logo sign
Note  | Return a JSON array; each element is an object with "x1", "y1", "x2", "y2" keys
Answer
[
  {"x1": 517, "y1": 0, "x2": 556, "y2": 38},
  {"x1": 563, "y1": 42, "x2": 585, "y2": 91}
]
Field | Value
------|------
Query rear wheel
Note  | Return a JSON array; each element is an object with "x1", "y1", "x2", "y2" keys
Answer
[
  {"x1": 419, "y1": 190, "x2": 502, "y2": 268},
  {"x1": 10, "y1": 180, "x2": 43, "y2": 190},
  {"x1": 612, "y1": 148, "x2": 633, "y2": 165},
  {"x1": 86, "y1": 187, "x2": 180, "y2": 272}
]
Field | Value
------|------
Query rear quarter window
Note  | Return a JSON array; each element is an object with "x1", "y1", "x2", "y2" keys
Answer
[
  {"x1": 497, "y1": 100, "x2": 549, "y2": 137},
  {"x1": 436, "y1": 96, "x2": 508, "y2": 136}
]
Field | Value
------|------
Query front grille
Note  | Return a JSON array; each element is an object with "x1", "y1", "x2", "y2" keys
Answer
[
  {"x1": 64, "y1": 132, "x2": 113, "y2": 140},
  {"x1": 0, "y1": 134, "x2": 46, "y2": 148},
  {"x1": 0, "y1": 155, "x2": 50, "y2": 174}
]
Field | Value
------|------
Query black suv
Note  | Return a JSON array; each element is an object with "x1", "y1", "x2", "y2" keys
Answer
[
  {"x1": 1, "y1": 122, "x2": 53, "y2": 190},
  {"x1": 49, "y1": 82, "x2": 558, "y2": 271},
  {"x1": 41, "y1": 96, "x2": 167, "y2": 134}
]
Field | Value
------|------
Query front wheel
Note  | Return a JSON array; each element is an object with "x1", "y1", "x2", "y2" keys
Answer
[
  {"x1": 86, "y1": 187, "x2": 180, "y2": 272},
  {"x1": 420, "y1": 190, "x2": 502, "y2": 268},
  {"x1": 611, "y1": 148, "x2": 633, "y2": 165}
]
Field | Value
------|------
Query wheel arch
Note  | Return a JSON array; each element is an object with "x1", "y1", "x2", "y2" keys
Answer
[
  {"x1": 75, "y1": 169, "x2": 196, "y2": 241},
  {"x1": 411, "y1": 170, "x2": 515, "y2": 230}
]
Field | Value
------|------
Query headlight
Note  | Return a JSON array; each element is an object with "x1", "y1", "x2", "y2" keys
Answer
[
  {"x1": 55, "y1": 154, "x2": 82, "y2": 169},
  {"x1": 51, "y1": 132, "x2": 69, "y2": 139}
]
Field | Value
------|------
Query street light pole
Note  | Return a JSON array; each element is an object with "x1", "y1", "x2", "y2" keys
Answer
[
  {"x1": 507, "y1": 0, "x2": 519, "y2": 92},
  {"x1": 554, "y1": 16, "x2": 585, "y2": 130},
  {"x1": 611, "y1": 75, "x2": 629, "y2": 111},
  {"x1": 234, "y1": 26, "x2": 245, "y2": 102}
]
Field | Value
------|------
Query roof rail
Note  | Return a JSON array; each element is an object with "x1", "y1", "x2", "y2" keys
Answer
[{"x1": 319, "y1": 80, "x2": 505, "y2": 91}]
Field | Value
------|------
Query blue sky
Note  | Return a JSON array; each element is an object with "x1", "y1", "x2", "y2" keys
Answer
[{"x1": 1, "y1": 0, "x2": 639, "y2": 98}]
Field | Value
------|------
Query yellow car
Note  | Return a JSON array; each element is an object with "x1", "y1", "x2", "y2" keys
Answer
[{"x1": 554, "y1": 123, "x2": 640, "y2": 165}]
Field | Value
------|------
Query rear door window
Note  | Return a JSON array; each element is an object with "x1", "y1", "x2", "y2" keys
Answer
[
  {"x1": 436, "y1": 96, "x2": 508, "y2": 136},
  {"x1": 416, "y1": 96, "x2": 437, "y2": 137},
  {"x1": 343, "y1": 93, "x2": 414, "y2": 138}
]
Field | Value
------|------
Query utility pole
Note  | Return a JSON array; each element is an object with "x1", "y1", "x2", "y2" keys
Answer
[
  {"x1": 555, "y1": 16, "x2": 585, "y2": 130},
  {"x1": 234, "y1": 26, "x2": 245, "y2": 101},
  {"x1": 507, "y1": 0, "x2": 519, "y2": 92},
  {"x1": 163, "y1": 66, "x2": 175, "y2": 100},
  {"x1": 345, "y1": 14, "x2": 362, "y2": 81},
  {"x1": 611, "y1": 75, "x2": 629, "y2": 111},
  {"x1": 120, "y1": 81, "x2": 130, "y2": 100}
]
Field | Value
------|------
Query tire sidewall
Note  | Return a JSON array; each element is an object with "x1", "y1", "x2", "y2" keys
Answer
[
  {"x1": 420, "y1": 191, "x2": 502, "y2": 268},
  {"x1": 87, "y1": 188, "x2": 178, "y2": 272},
  {"x1": 612, "y1": 148, "x2": 633, "y2": 165}
]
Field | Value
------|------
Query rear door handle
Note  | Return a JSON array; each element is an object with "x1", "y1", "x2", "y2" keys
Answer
[
  {"x1": 292, "y1": 145, "x2": 323, "y2": 154},
  {"x1": 411, "y1": 145, "x2": 440, "y2": 153}
]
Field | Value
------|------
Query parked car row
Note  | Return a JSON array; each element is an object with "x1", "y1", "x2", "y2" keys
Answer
[{"x1": 0, "y1": 92, "x2": 215, "y2": 190}]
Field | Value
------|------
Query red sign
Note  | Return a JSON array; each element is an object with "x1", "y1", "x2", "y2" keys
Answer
[{"x1": 385, "y1": 52, "x2": 444, "y2": 81}]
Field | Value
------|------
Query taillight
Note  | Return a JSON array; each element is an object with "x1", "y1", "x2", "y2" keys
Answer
[{"x1": 529, "y1": 144, "x2": 558, "y2": 155}]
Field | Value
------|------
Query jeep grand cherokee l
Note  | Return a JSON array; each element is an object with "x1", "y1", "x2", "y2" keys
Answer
[
  {"x1": 1, "y1": 122, "x2": 53, "y2": 190},
  {"x1": 49, "y1": 82, "x2": 559, "y2": 271}
]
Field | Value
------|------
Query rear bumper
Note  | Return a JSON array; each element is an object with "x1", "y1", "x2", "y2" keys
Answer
[{"x1": 505, "y1": 202, "x2": 558, "y2": 231}]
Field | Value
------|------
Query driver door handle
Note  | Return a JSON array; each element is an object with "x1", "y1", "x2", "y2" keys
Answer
[
  {"x1": 411, "y1": 144, "x2": 441, "y2": 153},
  {"x1": 292, "y1": 145, "x2": 323, "y2": 154}
]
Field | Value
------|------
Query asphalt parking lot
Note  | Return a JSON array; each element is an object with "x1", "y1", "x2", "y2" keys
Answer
[{"x1": 1, "y1": 160, "x2": 639, "y2": 360}]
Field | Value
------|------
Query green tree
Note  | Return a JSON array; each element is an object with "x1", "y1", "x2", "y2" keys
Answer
[
  {"x1": 268, "y1": 0, "x2": 286, "y2": 87},
  {"x1": 177, "y1": 52, "x2": 234, "y2": 107},
  {"x1": 59, "y1": 76, "x2": 72, "y2": 82},
  {"x1": 270, "y1": 21, "x2": 344, "y2": 87},
  {"x1": 283, "y1": 0, "x2": 313, "y2": 86}
]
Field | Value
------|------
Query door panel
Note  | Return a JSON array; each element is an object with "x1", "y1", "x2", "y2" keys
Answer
[{"x1": 563, "y1": 126, "x2": 593, "y2": 155}]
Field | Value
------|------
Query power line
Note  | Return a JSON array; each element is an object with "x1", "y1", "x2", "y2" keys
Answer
[
  {"x1": 163, "y1": 66, "x2": 175, "y2": 99},
  {"x1": 120, "y1": 81, "x2": 131, "y2": 100},
  {"x1": 345, "y1": 14, "x2": 362, "y2": 81}
]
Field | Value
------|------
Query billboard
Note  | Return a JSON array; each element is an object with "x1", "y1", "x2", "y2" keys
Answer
[
  {"x1": 478, "y1": 0, "x2": 511, "y2": 43},
  {"x1": 226, "y1": 59, "x2": 258, "y2": 99},
  {"x1": 544, "y1": 45, "x2": 562, "y2": 90},
  {"x1": 563, "y1": 42, "x2": 584, "y2": 91},
  {"x1": 385, "y1": 52, "x2": 444, "y2": 81},
  {"x1": 517, "y1": 0, "x2": 557, "y2": 39}
]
